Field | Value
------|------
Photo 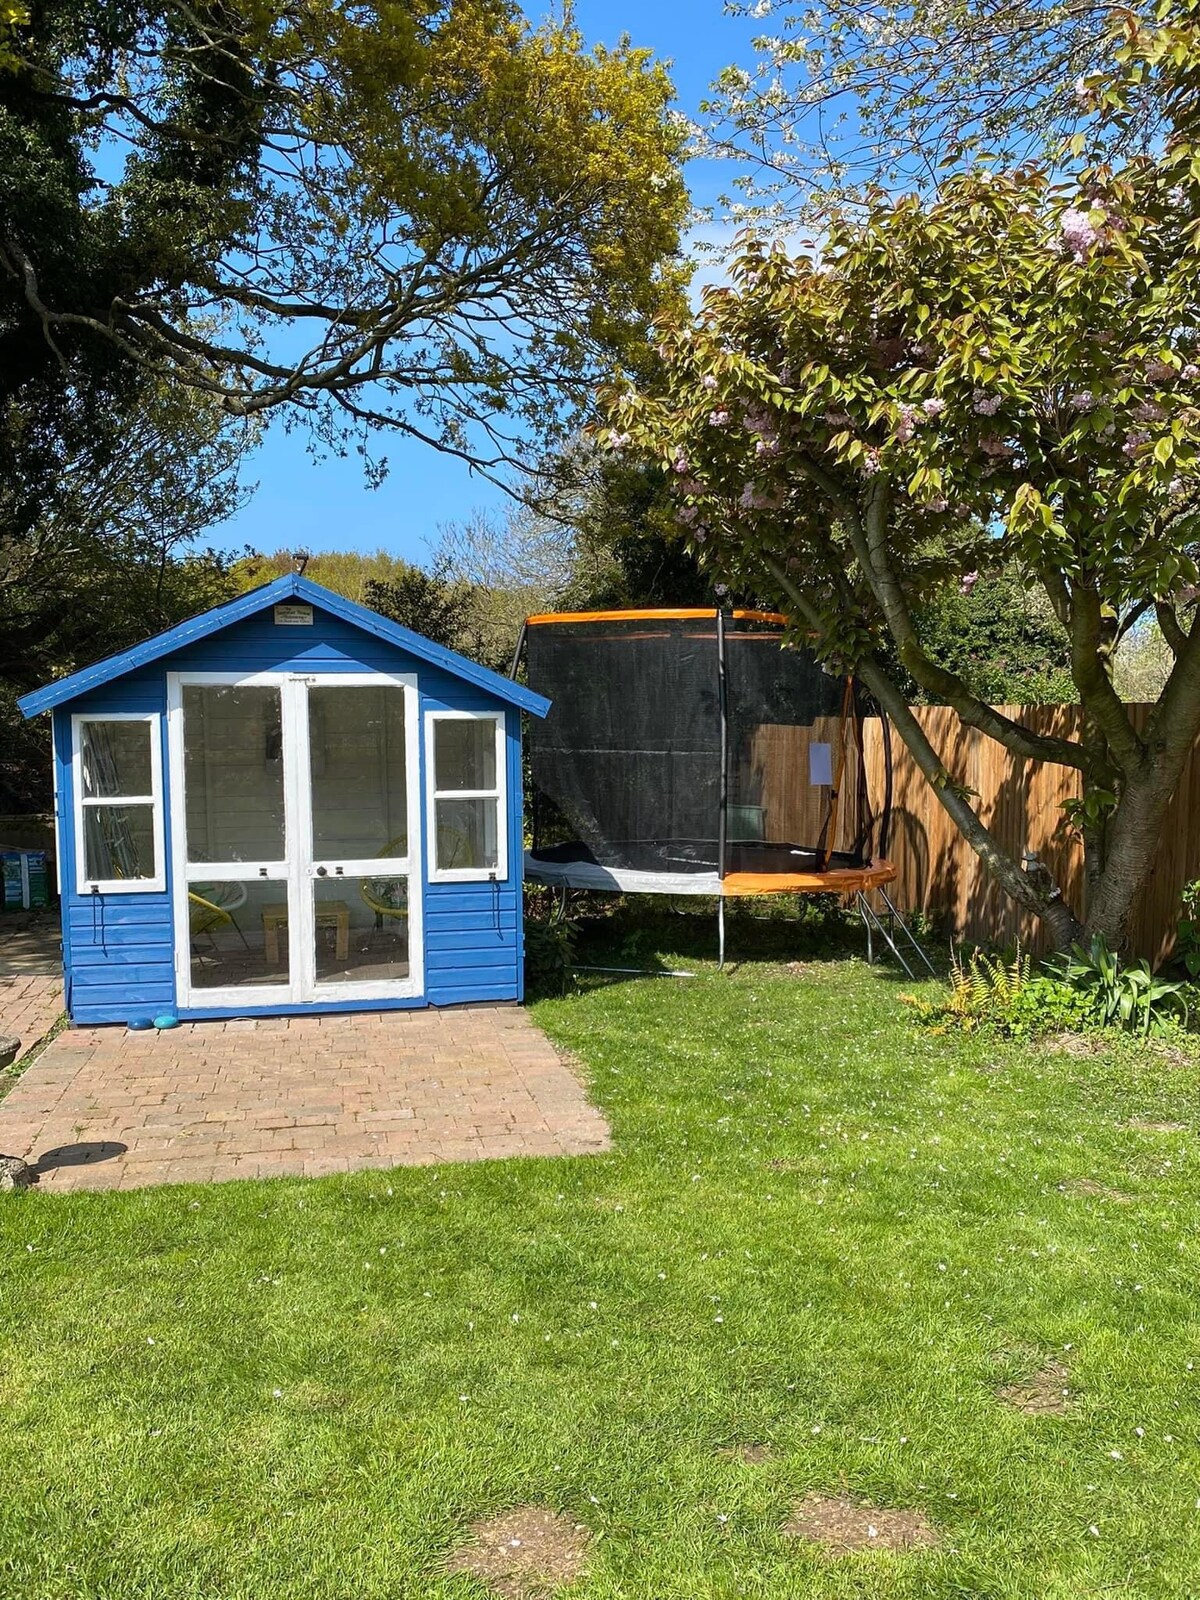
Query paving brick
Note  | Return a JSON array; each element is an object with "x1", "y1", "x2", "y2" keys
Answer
[{"x1": 0, "y1": 1004, "x2": 610, "y2": 1190}]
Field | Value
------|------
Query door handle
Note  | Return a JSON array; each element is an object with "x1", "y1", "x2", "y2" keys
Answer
[
  {"x1": 259, "y1": 867, "x2": 268, "y2": 877},
  {"x1": 316, "y1": 866, "x2": 328, "y2": 877}
]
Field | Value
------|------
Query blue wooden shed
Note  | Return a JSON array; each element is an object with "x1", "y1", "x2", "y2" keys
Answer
[{"x1": 18, "y1": 576, "x2": 550, "y2": 1025}]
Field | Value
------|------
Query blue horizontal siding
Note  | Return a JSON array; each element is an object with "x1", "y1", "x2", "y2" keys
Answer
[{"x1": 67, "y1": 945, "x2": 174, "y2": 970}]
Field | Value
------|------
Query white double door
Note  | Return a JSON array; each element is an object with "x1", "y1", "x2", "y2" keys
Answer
[{"x1": 168, "y1": 671, "x2": 423, "y2": 1009}]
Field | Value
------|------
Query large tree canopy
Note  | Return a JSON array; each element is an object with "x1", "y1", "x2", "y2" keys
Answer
[
  {"x1": 608, "y1": 1, "x2": 1200, "y2": 951},
  {"x1": 700, "y1": 0, "x2": 1165, "y2": 219},
  {"x1": 0, "y1": 0, "x2": 688, "y2": 514}
]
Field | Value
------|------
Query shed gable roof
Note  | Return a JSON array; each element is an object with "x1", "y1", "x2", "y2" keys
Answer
[{"x1": 18, "y1": 575, "x2": 550, "y2": 719}]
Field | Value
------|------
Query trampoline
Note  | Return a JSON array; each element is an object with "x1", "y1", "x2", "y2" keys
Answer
[{"x1": 512, "y1": 609, "x2": 932, "y2": 975}]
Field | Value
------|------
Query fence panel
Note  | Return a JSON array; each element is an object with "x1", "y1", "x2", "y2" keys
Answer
[{"x1": 862, "y1": 704, "x2": 1196, "y2": 960}]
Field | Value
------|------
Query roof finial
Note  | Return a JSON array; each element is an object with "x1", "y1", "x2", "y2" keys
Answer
[{"x1": 292, "y1": 549, "x2": 311, "y2": 576}]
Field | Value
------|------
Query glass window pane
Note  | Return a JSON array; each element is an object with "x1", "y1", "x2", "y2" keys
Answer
[
  {"x1": 83, "y1": 804, "x2": 156, "y2": 882},
  {"x1": 183, "y1": 686, "x2": 286, "y2": 863},
  {"x1": 434, "y1": 718, "x2": 497, "y2": 792},
  {"x1": 189, "y1": 879, "x2": 289, "y2": 991},
  {"x1": 435, "y1": 797, "x2": 498, "y2": 871},
  {"x1": 309, "y1": 686, "x2": 407, "y2": 859},
  {"x1": 81, "y1": 721, "x2": 152, "y2": 798},
  {"x1": 313, "y1": 876, "x2": 410, "y2": 985}
]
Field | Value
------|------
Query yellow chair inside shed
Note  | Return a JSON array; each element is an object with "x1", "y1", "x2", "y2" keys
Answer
[
  {"x1": 360, "y1": 837, "x2": 410, "y2": 928},
  {"x1": 188, "y1": 882, "x2": 251, "y2": 951}
]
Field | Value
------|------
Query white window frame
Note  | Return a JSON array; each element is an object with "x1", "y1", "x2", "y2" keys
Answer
[
  {"x1": 72, "y1": 712, "x2": 166, "y2": 894},
  {"x1": 425, "y1": 710, "x2": 508, "y2": 883}
]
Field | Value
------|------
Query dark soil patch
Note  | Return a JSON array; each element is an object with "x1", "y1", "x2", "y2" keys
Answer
[
  {"x1": 445, "y1": 1506, "x2": 589, "y2": 1599},
  {"x1": 1046, "y1": 1032, "x2": 1106, "y2": 1058},
  {"x1": 766, "y1": 1158, "x2": 803, "y2": 1173},
  {"x1": 1060, "y1": 1177, "x2": 1132, "y2": 1203},
  {"x1": 781, "y1": 1492, "x2": 940, "y2": 1555},
  {"x1": 996, "y1": 1359, "x2": 1072, "y2": 1415},
  {"x1": 717, "y1": 1442, "x2": 773, "y2": 1465}
]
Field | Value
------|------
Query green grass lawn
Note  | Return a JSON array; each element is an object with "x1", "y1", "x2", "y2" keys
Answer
[{"x1": 2, "y1": 915, "x2": 1199, "y2": 1598}]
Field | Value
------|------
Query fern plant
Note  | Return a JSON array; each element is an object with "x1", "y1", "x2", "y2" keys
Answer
[{"x1": 908, "y1": 946, "x2": 1033, "y2": 1034}]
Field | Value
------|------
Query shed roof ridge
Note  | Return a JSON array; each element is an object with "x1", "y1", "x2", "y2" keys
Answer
[{"x1": 17, "y1": 573, "x2": 549, "y2": 719}]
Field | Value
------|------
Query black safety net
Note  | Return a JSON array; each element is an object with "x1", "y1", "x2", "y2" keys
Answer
[{"x1": 525, "y1": 613, "x2": 888, "y2": 879}]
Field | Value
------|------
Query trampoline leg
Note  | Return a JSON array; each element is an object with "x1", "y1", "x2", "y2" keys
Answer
[
  {"x1": 718, "y1": 896, "x2": 726, "y2": 971},
  {"x1": 855, "y1": 891, "x2": 918, "y2": 980},
  {"x1": 858, "y1": 893, "x2": 874, "y2": 965},
  {"x1": 878, "y1": 889, "x2": 937, "y2": 975}
]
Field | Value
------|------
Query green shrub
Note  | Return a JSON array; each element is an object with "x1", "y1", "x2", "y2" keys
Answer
[
  {"x1": 908, "y1": 935, "x2": 1190, "y2": 1040},
  {"x1": 1175, "y1": 879, "x2": 1200, "y2": 978},
  {"x1": 1049, "y1": 935, "x2": 1189, "y2": 1037},
  {"x1": 905, "y1": 946, "x2": 1100, "y2": 1037},
  {"x1": 523, "y1": 916, "x2": 577, "y2": 995}
]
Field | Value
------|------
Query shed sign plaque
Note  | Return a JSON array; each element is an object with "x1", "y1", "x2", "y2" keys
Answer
[{"x1": 274, "y1": 603, "x2": 314, "y2": 627}]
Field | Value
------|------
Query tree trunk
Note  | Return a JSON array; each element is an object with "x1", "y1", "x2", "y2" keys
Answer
[
  {"x1": 857, "y1": 659, "x2": 1085, "y2": 949},
  {"x1": 1083, "y1": 763, "x2": 1182, "y2": 950}
]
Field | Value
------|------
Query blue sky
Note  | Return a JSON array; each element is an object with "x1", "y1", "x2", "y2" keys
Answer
[{"x1": 218, "y1": 1, "x2": 761, "y2": 566}]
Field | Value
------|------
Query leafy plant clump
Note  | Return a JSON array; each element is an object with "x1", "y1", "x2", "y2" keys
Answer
[
  {"x1": 905, "y1": 947, "x2": 1092, "y2": 1037},
  {"x1": 1175, "y1": 879, "x2": 1200, "y2": 978},
  {"x1": 523, "y1": 915, "x2": 577, "y2": 996},
  {"x1": 908, "y1": 936, "x2": 1190, "y2": 1038},
  {"x1": 1049, "y1": 936, "x2": 1189, "y2": 1037}
]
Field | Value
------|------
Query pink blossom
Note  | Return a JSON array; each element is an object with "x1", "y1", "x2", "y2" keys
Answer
[
  {"x1": 671, "y1": 450, "x2": 691, "y2": 474},
  {"x1": 678, "y1": 505, "x2": 699, "y2": 524},
  {"x1": 922, "y1": 398, "x2": 946, "y2": 418},
  {"x1": 1144, "y1": 358, "x2": 1174, "y2": 382},
  {"x1": 973, "y1": 390, "x2": 1001, "y2": 416},
  {"x1": 928, "y1": 497, "x2": 948, "y2": 512},
  {"x1": 960, "y1": 570, "x2": 979, "y2": 595},
  {"x1": 702, "y1": 375, "x2": 718, "y2": 392},
  {"x1": 1183, "y1": 364, "x2": 1200, "y2": 381},
  {"x1": 606, "y1": 429, "x2": 632, "y2": 450},
  {"x1": 714, "y1": 582, "x2": 729, "y2": 596},
  {"x1": 755, "y1": 437, "x2": 780, "y2": 458},
  {"x1": 739, "y1": 482, "x2": 784, "y2": 511},
  {"x1": 861, "y1": 448, "x2": 882, "y2": 477},
  {"x1": 1060, "y1": 206, "x2": 1104, "y2": 261},
  {"x1": 1068, "y1": 391, "x2": 1096, "y2": 411},
  {"x1": 1132, "y1": 399, "x2": 1166, "y2": 423},
  {"x1": 1123, "y1": 430, "x2": 1151, "y2": 456},
  {"x1": 709, "y1": 408, "x2": 731, "y2": 427}
]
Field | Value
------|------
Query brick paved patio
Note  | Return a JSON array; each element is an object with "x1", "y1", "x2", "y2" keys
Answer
[
  {"x1": 0, "y1": 912, "x2": 64, "y2": 1061},
  {"x1": 0, "y1": 1007, "x2": 611, "y2": 1191}
]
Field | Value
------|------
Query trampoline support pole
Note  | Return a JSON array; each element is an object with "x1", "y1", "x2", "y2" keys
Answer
[{"x1": 716, "y1": 607, "x2": 729, "y2": 972}]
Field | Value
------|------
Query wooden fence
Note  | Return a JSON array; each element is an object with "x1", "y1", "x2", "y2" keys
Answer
[{"x1": 859, "y1": 704, "x2": 1200, "y2": 961}]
